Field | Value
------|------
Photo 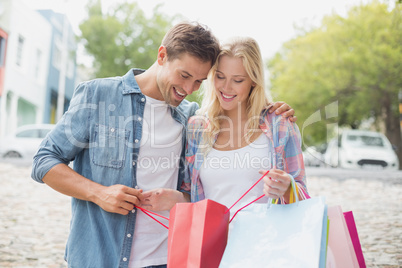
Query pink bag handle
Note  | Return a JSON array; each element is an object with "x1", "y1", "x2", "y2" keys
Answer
[
  {"x1": 135, "y1": 206, "x2": 169, "y2": 229},
  {"x1": 225, "y1": 170, "x2": 270, "y2": 223},
  {"x1": 225, "y1": 170, "x2": 269, "y2": 214},
  {"x1": 228, "y1": 194, "x2": 266, "y2": 223},
  {"x1": 137, "y1": 170, "x2": 271, "y2": 227}
]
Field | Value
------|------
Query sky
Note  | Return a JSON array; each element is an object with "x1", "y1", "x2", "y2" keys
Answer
[{"x1": 22, "y1": 0, "x2": 375, "y2": 66}]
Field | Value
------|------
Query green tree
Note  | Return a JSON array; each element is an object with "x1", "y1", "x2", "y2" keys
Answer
[
  {"x1": 79, "y1": 0, "x2": 176, "y2": 78},
  {"x1": 268, "y1": 1, "x2": 402, "y2": 168}
]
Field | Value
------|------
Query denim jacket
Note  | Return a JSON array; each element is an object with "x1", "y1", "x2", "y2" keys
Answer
[{"x1": 31, "y1": 69, "x2": 198, "y2": 268}]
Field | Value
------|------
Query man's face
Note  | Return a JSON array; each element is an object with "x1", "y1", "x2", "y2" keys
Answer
[{"x1": 156, "y1": 50, "x2": 212, "y2": 107}]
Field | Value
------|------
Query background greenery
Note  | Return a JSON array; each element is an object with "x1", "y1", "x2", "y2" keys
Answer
[{"x1": 78, "y1": 0, "x2": 402, "y2": 169}]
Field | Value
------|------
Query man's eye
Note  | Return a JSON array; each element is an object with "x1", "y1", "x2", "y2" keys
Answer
[{"x1": 181, "y1": 74, "x2": 189, "y2": 79}]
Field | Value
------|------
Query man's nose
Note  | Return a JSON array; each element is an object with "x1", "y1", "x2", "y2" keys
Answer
[{"x1": 183, "y1": 82, "x2": 196, "y2": 95}]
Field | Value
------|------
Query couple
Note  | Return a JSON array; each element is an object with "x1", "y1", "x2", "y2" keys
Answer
[{"x1": 31, "y1": 21, "x2": 308, "y2": 268}]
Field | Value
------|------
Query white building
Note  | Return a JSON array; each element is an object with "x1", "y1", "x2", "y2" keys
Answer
[{"x1": 0, "y1": 0, "x2": 52, "y2": 138}]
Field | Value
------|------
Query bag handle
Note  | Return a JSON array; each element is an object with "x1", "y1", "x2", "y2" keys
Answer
[
  {"x1": 267, "y1": 174, "x2": 298, "y2": 210},
  {"x1": 225, "y1": 170, "x2": 270, "y2": 214},
  {"x1": 137, "y1": 171, "x2": 299, "y2": 227},
  {"x1": 136, "y1": 170, "x2": 271, "y2": 227},
  {"x1": 135, "y1": 206, "x2": 169, "y2": 229},
  {"x1": 229, "y1": 172, "x2": 299, "y2": 222}
]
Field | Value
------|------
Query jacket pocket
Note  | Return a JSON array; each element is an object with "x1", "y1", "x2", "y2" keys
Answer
[{"x1": 91, "y1": 124, "x2": 130, "y2": 168}]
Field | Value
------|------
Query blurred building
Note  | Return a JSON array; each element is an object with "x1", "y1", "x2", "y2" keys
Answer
[
  {"x1": 0, "y1": 0, "x2": 76, "y2": 139},
  {"x1": 37, "y1": 9, "x2": 76, "y2": 124}
]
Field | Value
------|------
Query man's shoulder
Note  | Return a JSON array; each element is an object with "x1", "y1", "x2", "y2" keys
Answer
[
  {"x1": 79, "y1": 69, "x2": 139, "y2": 90},
  {"x1": 82, "y1": 75, "x2": 123, "y2": 88},
  {"x1": 74, "y1": 74, "x2": 129, "y2": 102}
]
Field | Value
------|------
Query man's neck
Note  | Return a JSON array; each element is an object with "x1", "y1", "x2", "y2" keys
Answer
[{"x1": 135, "y1": 62, "x2": 163, "y2": 100}]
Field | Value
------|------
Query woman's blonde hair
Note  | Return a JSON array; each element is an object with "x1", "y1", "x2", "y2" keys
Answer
[{"x1": 197, "y1": 36, "x2": 270, "y2": 152}]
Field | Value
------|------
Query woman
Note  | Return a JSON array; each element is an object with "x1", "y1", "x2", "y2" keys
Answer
[{"x1": 185, "y1": 37, "x2": 309, "y2": 212}]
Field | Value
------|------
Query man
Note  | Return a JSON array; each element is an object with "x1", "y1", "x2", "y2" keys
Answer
[{"x1": 31, "y1": 22, "x2": 294, "y2": 268}]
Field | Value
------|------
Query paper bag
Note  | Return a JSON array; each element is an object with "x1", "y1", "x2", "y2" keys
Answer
[
  {"x1": 326, "y1": 206, "x2": 359, "y2": 268},
  {"x1": 167, "y1": 199, "x2": 230, "y2": 268},
  {"x1": 219, "y1": 196, "x2": 328, "y2": 268}
]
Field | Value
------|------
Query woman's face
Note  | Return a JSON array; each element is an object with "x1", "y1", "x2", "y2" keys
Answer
[{"x1": 214, "y1": 55, "x2": 255, "y2": 113}]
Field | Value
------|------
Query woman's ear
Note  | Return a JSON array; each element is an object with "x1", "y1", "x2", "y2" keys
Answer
[{"x1": 157, "y1": 46, "x2": 168, "y2": 65}]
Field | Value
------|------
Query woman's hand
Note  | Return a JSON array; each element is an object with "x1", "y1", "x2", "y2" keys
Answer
[
  {"x1": 260, "y1": 169, "x2": 292, "y2": 202},
  {"x1": 140, "y1": 188, "x2": 190, "y2": 211}
]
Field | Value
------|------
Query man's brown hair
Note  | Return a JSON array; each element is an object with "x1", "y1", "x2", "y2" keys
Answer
[{"x1": 162, "y1": 21, "x2": 220, "y2": 66}]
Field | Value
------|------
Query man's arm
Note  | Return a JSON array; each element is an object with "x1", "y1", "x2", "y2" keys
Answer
[
  {"x1": 32, "y1": 82, "x2": 143, "y2": 215},
  {"x1": 43, "y1": 163, "x2": 144, "y2": 215}
]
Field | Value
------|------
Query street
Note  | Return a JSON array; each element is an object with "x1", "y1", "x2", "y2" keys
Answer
[{"x1": 0, "y1": 160, "x2": 401, "y2": 267}]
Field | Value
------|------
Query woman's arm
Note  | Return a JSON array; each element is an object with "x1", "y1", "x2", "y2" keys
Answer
[{"x1": 261, "y1": 116, "x2": 309, "y2": 203}]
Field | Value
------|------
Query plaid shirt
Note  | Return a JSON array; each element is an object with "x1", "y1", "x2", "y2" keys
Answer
[{"x1": 182, "y1": 109, "x2": 309, "y2": 203}]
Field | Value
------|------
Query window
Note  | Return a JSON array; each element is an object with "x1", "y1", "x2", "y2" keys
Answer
[
  {"x1": 67, "y1": 57, "x2": 74, "y2": 79},
  {"x1": 0, "y1": 36, "x2": 6, "y2": 67},
  {"x1": 39, "y1": 128, "x2": 52, "y2": 138},
  {"x1": 16, "y1": 129, "x2": 38, "y2": 138},
  {"x1": 16, "y1": 35, "x2": 24, "y2": 66},
  {"x1": 35, "y1": 49, "x2": 42, "y2": 78},
  {"x1": 53, "y1": 38, "x2": 62, "y2": 69},
  {"x1": 346, "y1": 134, "x2": 384, "y2": 147}
]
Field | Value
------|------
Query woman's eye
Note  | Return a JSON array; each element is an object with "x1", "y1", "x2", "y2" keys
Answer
[{"x1": 234, "y1": 80, "x2": 244, "y2": 83}]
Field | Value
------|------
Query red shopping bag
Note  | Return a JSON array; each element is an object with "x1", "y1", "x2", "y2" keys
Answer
[{"x1": 167, "y1": 199, "x2": 230, "y2": 268}]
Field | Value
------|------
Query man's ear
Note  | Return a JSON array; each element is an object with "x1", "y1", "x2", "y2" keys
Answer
[{"x1": 157, "y1": 46, "x2": 168, "y2": 65}]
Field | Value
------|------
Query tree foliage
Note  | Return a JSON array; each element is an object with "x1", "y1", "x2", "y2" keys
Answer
[
  {"x1": 268, "y1": 1, "x2": 402, "y2": 167},
  {"x1": 79, "y1": 0, "x2": 176, "y2": 78}
]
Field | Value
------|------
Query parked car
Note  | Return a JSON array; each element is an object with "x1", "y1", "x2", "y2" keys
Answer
[
  {"x1": 324, "y1": 129, "x2": 399, "y2": 170},
  {"x1": 303, "y1": 146, "x2": 324, "y2": 167},
  {"x1": 0, "y1": 124, "x2": 55, "y2": 159}
]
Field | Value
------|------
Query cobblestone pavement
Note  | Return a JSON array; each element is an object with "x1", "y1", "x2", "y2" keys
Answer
[{"x1": 0, "y1": 162, "x2": 401, "y2": 267}]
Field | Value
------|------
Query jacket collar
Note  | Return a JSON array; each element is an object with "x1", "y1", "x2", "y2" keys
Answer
[{"x1": 122, "y1": 68, "x2": 145, "y2": 95}]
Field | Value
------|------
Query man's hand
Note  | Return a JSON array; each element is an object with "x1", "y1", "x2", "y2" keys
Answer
[
  {"x1": 268, "y1": 101, "x2": 297, "y2": 122},
  {"x1": 95, "y1": 185, "x2": 144, "y2": 215},
  {"x1": 140, "y1": 188, "x2": 190, "y2": 211}
]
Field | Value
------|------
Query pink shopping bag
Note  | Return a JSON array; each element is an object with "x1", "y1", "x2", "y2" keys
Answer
[
  {"x1": 344, "y1": 211, "x2": 366, "y2": 268},
  {"x1": 326, "y1": 206, "x2": 359, "y2": 268}
]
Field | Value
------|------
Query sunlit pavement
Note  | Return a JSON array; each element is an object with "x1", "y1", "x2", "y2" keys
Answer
[
  {"x1": 306, "y1": 166, "x2": 402, "y2": 267},
  {"x1": 0, "y1": 160, "x2": 401, "y2": 267}
]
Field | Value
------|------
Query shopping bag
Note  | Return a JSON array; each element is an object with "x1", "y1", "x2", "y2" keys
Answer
[
  {"x1": 343, "y1": 211, "x2": 366, "y2": 268},
  {"x1": 167, "y1": 199, "x2": 230, "y2": 268},
  {"x1": 137, "y1": 171, "x2": 272, "y2": 268},
  {"x1": 326, "y1": 206, "x2": 359, "y2": 267},
  {"x1": 219, "y1": 180, "x2": 328, "y2": 268}
]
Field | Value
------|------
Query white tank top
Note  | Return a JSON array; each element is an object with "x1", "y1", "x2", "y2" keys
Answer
[{"x1": 199, "y1": 133, "x2": 271, "y2": 216}]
